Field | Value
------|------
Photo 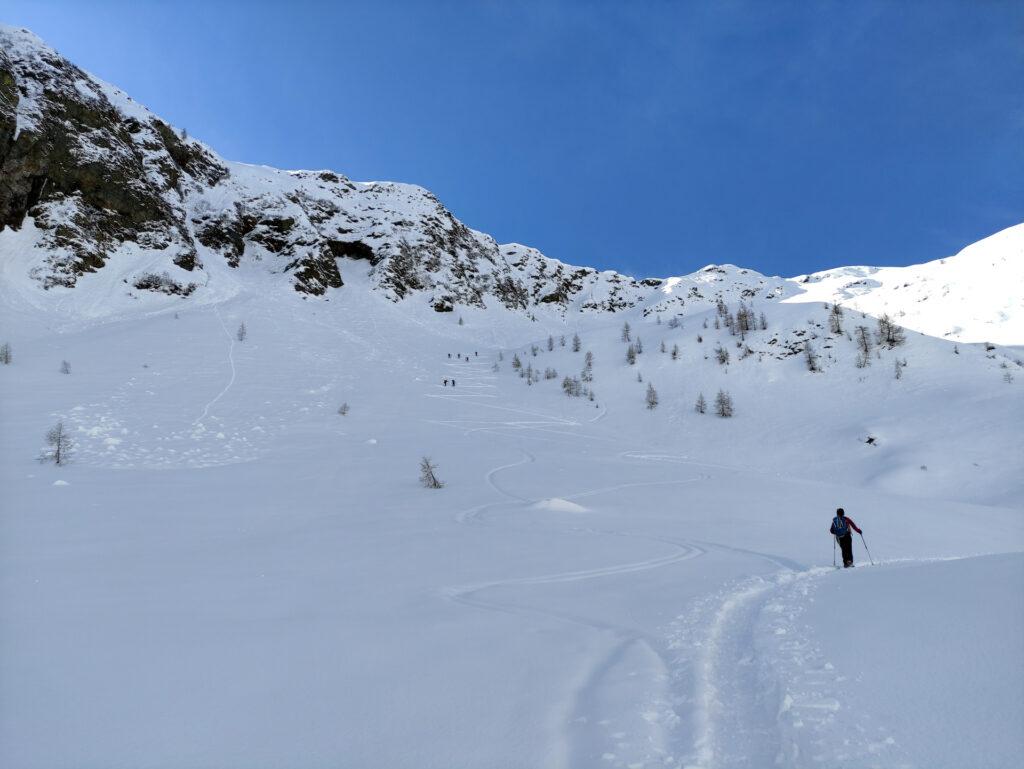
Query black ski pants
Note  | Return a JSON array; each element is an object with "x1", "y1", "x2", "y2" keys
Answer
[{"x1": 838, "y1": 533, "x2": 854, "y2": 567}]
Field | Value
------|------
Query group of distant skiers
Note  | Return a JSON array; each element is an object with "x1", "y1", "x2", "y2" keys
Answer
[{"x1": 442, "y1": 351, "x2": 479, "y2": 387}]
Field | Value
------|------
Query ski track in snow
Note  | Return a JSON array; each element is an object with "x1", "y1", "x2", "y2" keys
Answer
[
  {"x1": 193, "y1": 306, "x2": 237, "y2": 426},
  {"x1": 433, "y1": 358, "x2": 813, "y2": 769},
  {"x1": 439, "y1": 390, "x2": 906, "y2": 769},
  {"x1": 666, "y1": 565, "x2": 922, "y2": 769},
  {"x1": 443, "y1": 446, "x2": 709, "y2": 769}
]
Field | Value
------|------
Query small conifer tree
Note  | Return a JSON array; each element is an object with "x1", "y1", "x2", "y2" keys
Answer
[
  {"x1": 714, "y1": 389, "x2": 734, "y2": 417},
  {"x1": 419, "y1": 457, "x2": 444, "y2": 488},
  {"x1": 645, "y1": 382, "x2": 659, "y2": 410},
  {"x1": 41, "y1": 421, "x2": 73, "y2": 465}
]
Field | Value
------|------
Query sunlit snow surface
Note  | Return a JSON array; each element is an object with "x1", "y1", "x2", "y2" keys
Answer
[
  {"x1": 787, "y1": 224, "x2": 1024, "y2": 346},
  {"x1": 2, "y1": 22, "x2": 1022, "y2": 768},
  {"x1": 2, "y1": 255, "x2": 1022, "y2": 769}
]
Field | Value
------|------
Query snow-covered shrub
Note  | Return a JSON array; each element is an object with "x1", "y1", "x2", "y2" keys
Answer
[
  {"x1": 133, "y1": 272, "x2": 197, "y2": 296},
  {"x1": 715, "y1": 343, "x2": 730, "y2": 365}
]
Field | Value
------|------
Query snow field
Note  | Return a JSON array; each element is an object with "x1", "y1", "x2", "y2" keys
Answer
[{"x1": 1, "y1": 270, "x2": 1022, "y2": 768}]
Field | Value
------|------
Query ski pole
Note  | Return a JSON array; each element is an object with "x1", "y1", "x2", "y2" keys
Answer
[
  {"x1": 859, "y1": 532, "x2": 874, "y2": 565},
  {"x1": 833, "y1": 536, "x2": 836, "y2": 567}
]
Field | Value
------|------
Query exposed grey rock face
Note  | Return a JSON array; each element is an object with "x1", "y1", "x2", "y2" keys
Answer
[{"x1": 0, "y1": 26, "x2": 787, "y2": 313}]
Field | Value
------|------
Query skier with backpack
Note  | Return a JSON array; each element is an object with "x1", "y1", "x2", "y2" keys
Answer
[{"x1": 830, "y1": 508, "x2": 862, "y2": 568}]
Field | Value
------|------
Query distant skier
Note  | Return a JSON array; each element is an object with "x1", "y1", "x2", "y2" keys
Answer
[
  {"x1": 452, "y1": 379, "x2": 456, "y2": 387},
  {"x1": 448, "y1": 353, "x2": 451, "y2": 359},
  {"x1": 830, "y1": 508, "x2": 863, "y2": 568},
  {"x1": 443, "y1": 378, "x2": 448, "y2": 387}
]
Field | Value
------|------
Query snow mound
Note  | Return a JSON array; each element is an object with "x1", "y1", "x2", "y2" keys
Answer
[{"x1": 533, "y1": 498, "x2": 589, "y2": 513}]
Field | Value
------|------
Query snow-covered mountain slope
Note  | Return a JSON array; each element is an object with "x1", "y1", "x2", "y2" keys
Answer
[
  {"x1": 0, "y1": 24, "x2": 663, "y2": 318},
  {"x1": 2, "y1": 279, "x2": 1022, "y2": 768},
  {"x1": 790, "y1": 223, "x2": 1024, "y2": 345},
  {"x1": 2, "y1": 24, "x2": 1022, "y2": 349},
  {"x1": 2, "y1": 24, "x2": 1023, "y2": 769}
]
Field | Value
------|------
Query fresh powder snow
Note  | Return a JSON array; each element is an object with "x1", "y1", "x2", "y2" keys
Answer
[
  {"x1": 2, "y1": 256, "x2": 1021, "y2": 769},
  {"x1": 1, "y1": 22, "x2": 1022, "y2": 769}
]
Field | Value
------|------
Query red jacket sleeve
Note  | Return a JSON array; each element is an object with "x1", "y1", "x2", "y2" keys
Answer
[{"x1": 846, "y1": 517, "x2": 862, "y2": 534}]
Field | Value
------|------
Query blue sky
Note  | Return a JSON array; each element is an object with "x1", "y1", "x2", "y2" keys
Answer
[{"x1": 4, "y1": 0, "x2": 1021, "y2": 277}]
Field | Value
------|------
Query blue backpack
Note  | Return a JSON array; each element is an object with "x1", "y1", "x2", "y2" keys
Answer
[{"x1": 832, "y1": 516, "x2": 849, "y2": 538}]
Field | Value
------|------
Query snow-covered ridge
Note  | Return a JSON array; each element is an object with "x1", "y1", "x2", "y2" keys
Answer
[
  {"x1": 788, "y1": 224, "x2": 1024, "y2": 345},
  {"x1": 0, "y1": 24, "x2": 663, "y2": 318},
  {"x1": 1, "y1": 25, "x2": 1021, "y2": 344}
]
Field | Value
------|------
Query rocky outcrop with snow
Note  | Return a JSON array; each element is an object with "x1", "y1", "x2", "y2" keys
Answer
[
  {"x1": 1, "y1": 25, "x2": 1021, "y2": 344},
  {"x1": 0, "y1": 25, "x2": 657, "y2": 313}
]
